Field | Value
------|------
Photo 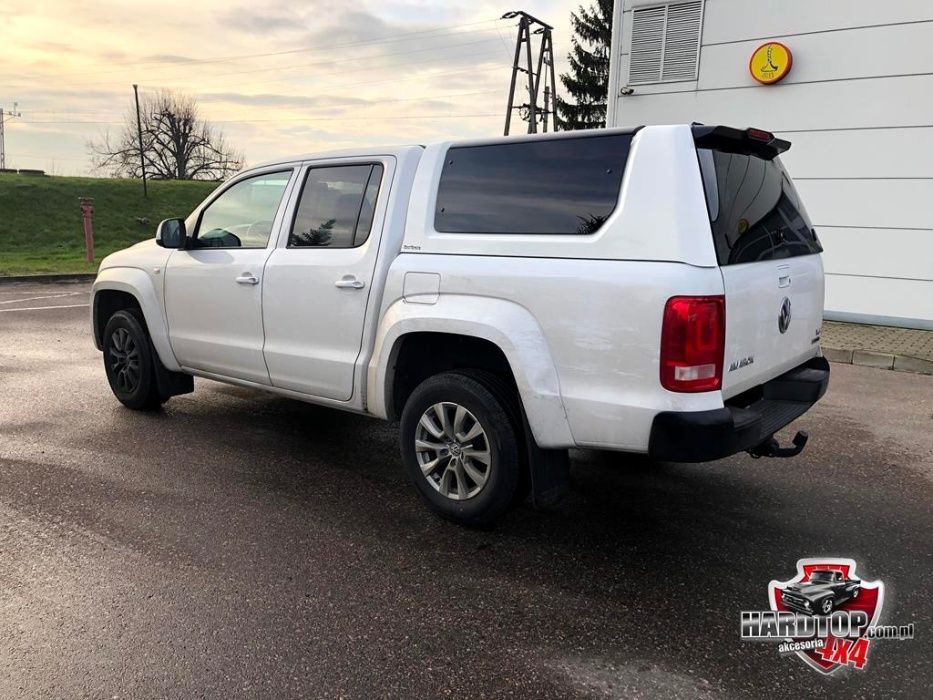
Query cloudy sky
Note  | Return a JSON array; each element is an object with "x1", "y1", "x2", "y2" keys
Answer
[{"x1": 0, "y1": 0, "x2": 581, "y2": 176}]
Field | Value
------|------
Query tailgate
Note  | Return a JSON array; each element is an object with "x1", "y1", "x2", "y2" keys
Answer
[
  {"x1": 694, "y1": 127, "x2": 825, "y2": 397},
  {"x1": 720, "y1": 255, "x2": 824, "y2": 396}
]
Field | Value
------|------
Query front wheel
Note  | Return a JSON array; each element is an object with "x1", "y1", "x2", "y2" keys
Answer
[
  {"x1": 399, "y1": 371, "x2": 521, "y2": 526},
  {"x1": 818, "y1": 597, "x2": 834, "y2": 616},
  {"x1": 102, "y1": 310, "x2": 163, "y2": 410}
]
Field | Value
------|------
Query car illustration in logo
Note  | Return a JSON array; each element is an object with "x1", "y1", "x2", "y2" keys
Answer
[
  {"x1": 744, "y1": 558, "x2": 912, "y2": 675},
  {"x1": 779, "y1": 569, "x2": 860, "y2": 616},
  {"x1": 768, "y1": 558, "x2": 884, "y2": 674}
]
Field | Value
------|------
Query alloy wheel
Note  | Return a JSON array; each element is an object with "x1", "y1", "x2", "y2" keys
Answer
[
  {"x1": 109, "y1": 327, "x2": 141, "y2": 393},
  {"x1": 414, "y1": 402, "x2": 491, "y2": 501}
]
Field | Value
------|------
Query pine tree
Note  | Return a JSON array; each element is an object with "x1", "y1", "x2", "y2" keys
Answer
[{"x1": 557, "y1": 0, "x2": 614, "y2": 130}]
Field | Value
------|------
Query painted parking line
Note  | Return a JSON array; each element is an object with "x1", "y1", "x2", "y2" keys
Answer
[
  {"x1": 0, "y1": 292, "x2": 85, "y2": 305},
  {"x1": 0, "y1": 303, "x2": 90, "y2": 313}
]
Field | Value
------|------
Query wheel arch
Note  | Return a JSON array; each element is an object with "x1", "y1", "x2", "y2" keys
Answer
[
  {"x1": 368, "y1": 295, "x2": 574, "y2": 448},
  {"x1": 92, "y1": 268, "x2": 180, "y2": 371}
]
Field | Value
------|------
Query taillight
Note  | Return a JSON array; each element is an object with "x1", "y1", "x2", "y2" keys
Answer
[{"x1": 660, "y1": 295, "x2": 725, "y2": 392}]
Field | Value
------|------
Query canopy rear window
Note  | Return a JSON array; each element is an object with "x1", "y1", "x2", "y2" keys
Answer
[{"x1": 697, "y1": 148, "x2": 822, "y2": 265}]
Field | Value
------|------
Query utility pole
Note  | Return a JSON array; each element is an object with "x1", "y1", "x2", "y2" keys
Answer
[
  {"x1": 0, "y1": 102, "x2": 22, "y2": 171},
  {"x1": 132, "y1": 84, "x2": 148, "y2": 198},
  {"x1": 502, "y1": 11, "x2": 559, "y2": 136}
]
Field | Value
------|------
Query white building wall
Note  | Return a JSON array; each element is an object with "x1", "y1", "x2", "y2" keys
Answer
[{"x1": 607, "y1": 0, "x2": 933, "y2": 329}]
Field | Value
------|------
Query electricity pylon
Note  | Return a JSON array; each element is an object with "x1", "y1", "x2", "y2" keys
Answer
[
  {"x1": 0, "y1": 102, "x2": 22, "y2": 170},
  {"x1": 502, "y1": 11, "x2": 559, "y2": 136}
]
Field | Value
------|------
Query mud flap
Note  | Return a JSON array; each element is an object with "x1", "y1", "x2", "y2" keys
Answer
[
  {"x1": 521, "y1": 412, "x2": 570, "y2": 508},
  {"x1": 149, "y1": 337, "x2": 193, "y2": 401}
]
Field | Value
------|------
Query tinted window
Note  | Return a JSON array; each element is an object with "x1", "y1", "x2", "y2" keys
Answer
[
  {"x1": 289, "y1": 164, "x2": 383, "y2": 248},
  {"x1": 195, "y1": 171, "x2": 291, "y2": 248},
  {"x1": 698, "y1": 149, "x2": 822, "y2": 265},
  {"x1": 434, "y1": 134, "x2": 632, "y2": 235}
]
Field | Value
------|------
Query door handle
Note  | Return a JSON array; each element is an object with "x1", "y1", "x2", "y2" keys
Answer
[
  {"x1": 236, "y1": 273, "x2": 259, "y2": 285},
  {"x1": 778, "y1": 274, "x2": 792, "y2": 288},
  {"x1": 335, "y1": 274, "x2": 365, "y2": 290}
]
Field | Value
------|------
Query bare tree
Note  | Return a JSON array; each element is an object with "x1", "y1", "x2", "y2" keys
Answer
[{"x1": 89, "y1": 90, "x2": 243, "y2": 180}]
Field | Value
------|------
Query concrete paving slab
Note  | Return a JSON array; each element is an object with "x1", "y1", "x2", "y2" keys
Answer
[{"x1": 822, "y1": 320, "x2": 933, "y2": 375}]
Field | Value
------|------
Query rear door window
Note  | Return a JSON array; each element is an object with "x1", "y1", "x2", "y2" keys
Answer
[
  {"x1": 434, "y1": 134, "x2": 632, "y2": 235},
  {"x1": 289, "y1": 164, "x2": 383, "y2": 248},
  {"x1": 698, "y1": 149, "x2": 822, "y2": 265}
]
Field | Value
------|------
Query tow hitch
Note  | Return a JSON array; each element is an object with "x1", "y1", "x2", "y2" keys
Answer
[{"x1": 748, "y1": 430, "x2": 809, "y2": 459}]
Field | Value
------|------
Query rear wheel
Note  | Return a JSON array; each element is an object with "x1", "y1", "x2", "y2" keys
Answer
[
  {"x1": 400, "y1": 371, "x2": 521, "y2": 526},
  {"x1": 102, "y1": 310, "x2": 162, "y2": 410}
]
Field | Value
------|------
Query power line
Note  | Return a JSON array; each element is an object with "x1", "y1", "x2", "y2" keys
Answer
[
  {"x1": 17, "y1": 59, "x2": 513, "y2": 119},
  {"x1": 2, "y1": 16, "x2": 523, "y2": 172},
  {"x1": 139, "y1": 45, "x2": 512, "y2": 94},
  {"x1": 16, "y1": 88, "x2": 505, "y2": 122},
  {"x1": 221, "y1": 113, "x2": 501, "y2": 123},
  {"x1": 0, "y1": 36, "x2": 507, "y2": 93},
  {"x1": 5, "y1": 18, "x2": 507, "y2": 79},
  {"x1": 17, "y1": 112, "x2": 501, "y2": 126},
  {"x1": 5, "y1": 24, "x2": 510, "y2": 88},
  {"x1": 5, "y1": 152, "x2": 87, "y2": 162}
]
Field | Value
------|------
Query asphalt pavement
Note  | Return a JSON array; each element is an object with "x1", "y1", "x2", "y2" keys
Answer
[{"x1": 1, "y1": 280, "x2": 931, "y2": 699}]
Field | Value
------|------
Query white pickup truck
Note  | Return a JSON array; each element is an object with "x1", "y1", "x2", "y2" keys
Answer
[{"x1": 92, "y1": 124, "x2": 829, "y2": 525}]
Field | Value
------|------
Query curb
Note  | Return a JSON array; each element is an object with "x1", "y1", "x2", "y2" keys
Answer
[
  {"x1": 823, "y1": 345, "x2": 933, "y2": 376},
  {"x1": 0, "y1": 273, "x2": 96, "y2": 285}
]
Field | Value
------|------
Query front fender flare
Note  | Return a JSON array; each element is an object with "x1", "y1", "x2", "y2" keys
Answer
[
  {"x1": 368, "y1": 295, "x2": 575, "y2": 448},
  {"x1": 92, "y1": 267, "x2": 180, "y2": 371}
]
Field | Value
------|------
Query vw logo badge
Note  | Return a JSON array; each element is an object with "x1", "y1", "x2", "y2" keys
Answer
[{"x1": 778, "y1": 297, "x2": 792, "y2": 334}]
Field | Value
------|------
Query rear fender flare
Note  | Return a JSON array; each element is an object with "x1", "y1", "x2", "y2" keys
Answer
[{"x1": 368, "y1": 295, "x2": 575, "y2": 448}]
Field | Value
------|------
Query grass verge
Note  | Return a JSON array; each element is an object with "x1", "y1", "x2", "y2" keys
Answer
[{"x1": 0, "y1": 173, "x2": 217, "y2": 275}]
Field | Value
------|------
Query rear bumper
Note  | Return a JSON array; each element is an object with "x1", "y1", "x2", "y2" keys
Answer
[{"x1": 648, "y1": 356, "x2": 830, "y2": 462}]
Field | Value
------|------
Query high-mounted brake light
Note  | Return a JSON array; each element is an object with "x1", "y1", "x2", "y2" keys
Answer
[
  {"x1": 660, "y1": 296, "x2": 725, "y2": 393},
  {"x1": 693, "y1": 125, "x2": 790, "y2": 159},
  {"x1": 746, "y1": 127, "x2": 774, "y2": 142}
]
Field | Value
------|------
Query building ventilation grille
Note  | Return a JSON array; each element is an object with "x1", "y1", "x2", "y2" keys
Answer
[{"x1": 629, "y1": 1, "x2": 702, "y2": 84}]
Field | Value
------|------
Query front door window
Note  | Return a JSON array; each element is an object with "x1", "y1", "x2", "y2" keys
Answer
[{"x1": 195, "y1": 171, "x2": 291, "y2": 248}]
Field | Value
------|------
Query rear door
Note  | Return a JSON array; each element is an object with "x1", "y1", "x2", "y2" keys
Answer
[
  {"x1": 261, "y1": 159, "x2": 389, "y2": 401},
  {"x1": 697, "y1": 141, "x2": 824, "y2": 397}
]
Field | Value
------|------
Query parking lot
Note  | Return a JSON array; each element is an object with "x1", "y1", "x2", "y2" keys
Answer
[{"x1": 1, "y1": 280, "x2": 931, "y2": 698}]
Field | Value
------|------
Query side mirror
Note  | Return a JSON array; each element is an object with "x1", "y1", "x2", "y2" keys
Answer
[{"x1": 156, "y1": 218, "x2": 186, "y2": 249}]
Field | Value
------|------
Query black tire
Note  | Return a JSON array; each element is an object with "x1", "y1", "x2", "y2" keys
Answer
[
  {"x1": 399, "y1": 371, "x2": 521, "y2": 526},
  {"x1": 817, "y1": 597, "x2": 834, "y2": 616},
  {"x1": 455, "y1": 369, "x2": 532, "y2": 506},
  {"x1": 102, "y1": 310, "x2": 162, "y2": 410}
]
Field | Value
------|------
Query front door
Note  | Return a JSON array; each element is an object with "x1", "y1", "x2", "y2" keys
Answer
[
  {"x1": 165, "y1": 169, "x2": 294, "y2": 384},
  {"x1": 262, "y1": 160, "x2": 389, "y2": 400}
]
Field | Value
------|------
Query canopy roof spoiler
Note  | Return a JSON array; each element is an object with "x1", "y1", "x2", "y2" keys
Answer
[{"x1": 691, "y1": 124, "x2": 790, "y2": 161}]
